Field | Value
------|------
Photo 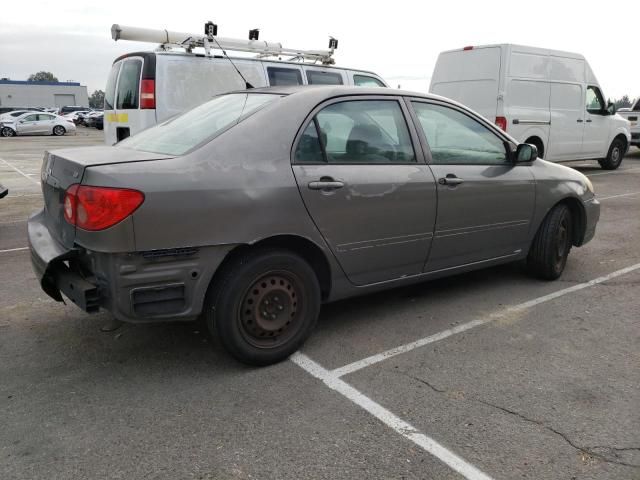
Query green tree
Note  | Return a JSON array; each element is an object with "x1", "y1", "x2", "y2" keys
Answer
[
  {"x1": 89, "y1": 90, "x2": 105, "y2": 109},
  {"x1": 27, "y1": 71, "x2": 58, "y2": 82},
  {"x1": 613, "y1": 95, "x2": 632, "y2": 109}
]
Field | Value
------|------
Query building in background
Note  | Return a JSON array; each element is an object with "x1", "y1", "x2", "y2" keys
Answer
[{"x1": 0, "y1": 79, "x2": 89, "y2": 108}]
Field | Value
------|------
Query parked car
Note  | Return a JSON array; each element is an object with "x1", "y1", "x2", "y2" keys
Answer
[
  {"x1": 616, "y1": 98, "x2": 640, "y2": 148},
  {"x1": 1, "y1": 112, "x2": 76, "y2": 137},
  {"x1": 84, "y1": 111, "x2": 103, "y2": 128},
  {"x1": 104, "y1": 24, "x2": 387, "y2": 144},
  {"x1": 29, "y1": 86, "x2": 600, "y2": 365},
  {"x1": 0, "y1": 106, "x2": 41, "y2": 115},
  {"x1": 430, "y1": 44, "x2": 631, "y2": 169},
  {"x1": 59, "y1": 105, "x2": 89, "y2": 116},
  {"x1": 93, "y1": 112, "x2": 104, "y2": 130}
]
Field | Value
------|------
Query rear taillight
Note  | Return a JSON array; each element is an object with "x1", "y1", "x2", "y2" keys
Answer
[
  {"x1": 140, "y1": 79, "x2": 155, "y2": 109},
  {"x1": 495, "y1": 116, "x2": 507, "y2": 131},
  {"x1": 63, "y1": 184, "x2": 144, "y2": 231}
]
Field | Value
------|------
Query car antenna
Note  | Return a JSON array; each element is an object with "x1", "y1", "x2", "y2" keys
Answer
[{"x1": 204, "y1": 21, "x2": 253, "y2": 89}]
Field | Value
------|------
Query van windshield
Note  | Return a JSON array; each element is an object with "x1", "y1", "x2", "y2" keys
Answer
[{"x1": 118, "y1": 93, "x2": 280, "y2": 155}]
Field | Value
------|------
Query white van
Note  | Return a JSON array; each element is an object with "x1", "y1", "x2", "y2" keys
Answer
[
  {"x1": 104, "y1": 53, "x2": 386, "y2": 145},
  {"x1": 429, "y1": 44, "x2": 631, "y2": 169}
]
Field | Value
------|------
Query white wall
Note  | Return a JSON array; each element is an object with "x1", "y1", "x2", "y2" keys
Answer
[{"x1": 0, "y1": 83, "x2": 89, "y2": 108}]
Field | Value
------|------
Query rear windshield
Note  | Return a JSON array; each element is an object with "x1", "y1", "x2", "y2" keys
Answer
[{"x1": 118, "y1": 93, "x2": 280, "y2": 155}]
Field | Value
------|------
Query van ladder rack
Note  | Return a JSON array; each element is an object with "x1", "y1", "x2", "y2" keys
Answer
[{"x1": 111, "y1": 24, "x2": 337, "y2": 65}]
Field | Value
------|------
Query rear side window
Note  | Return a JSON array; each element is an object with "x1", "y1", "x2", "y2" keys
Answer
[
  {"x1": 119, "y1": 93, "x2": 280, "y2": 155},
  {"x1": 267, "y1": 67, "x2": 303, "y2": 86},
  {"x1": 105, "y1": 63, "x2": 121, "y2": 110},
  {"x1": 116, "y1": 60, "x2": 142, "y2": 110},
  {"x1": 353, "y1": 75, "x2": 385, "y2": 87},
  {"x1": 38, "y1": 114, "x2": 54, "y2": 121},
  {"x1": 306, "y1": 70, "x2": 343, "y2": 85},
  {"x1": 23, "y1": 114, "x2": 38, "y2": 122}
]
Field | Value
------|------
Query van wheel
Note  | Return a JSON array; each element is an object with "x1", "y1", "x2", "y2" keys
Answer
[
  {"x1": 598, "y1": 138, "x2": 625, "y2": 170},
  {"x1": 53, "y1": 125, "x2": 66, "y2": 136},
  {"x1": 204, "y1": 248, "x2": 321, "y2": 366},
  {"x1": 527, "y1": 204, "x2": 572, "y2": 280},
  {"x1": 1, "y1": 127, "x2": 16, "y2": 137}
]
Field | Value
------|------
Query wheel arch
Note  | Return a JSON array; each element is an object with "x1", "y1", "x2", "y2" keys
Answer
[
  {"x1": 544, "y1": 196, "x2": 587, "y2": 247},
  {"x1": 208, "y1": 235, "x2": 333, "y2": 302}
]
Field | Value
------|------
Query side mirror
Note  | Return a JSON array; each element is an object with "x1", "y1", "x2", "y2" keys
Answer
[
  {"x1": 515, "y1": 143, "x2": 538, "y2": 163},
  {"x1": 607, "y1": 102, "x2": 616, "y2": 115}
]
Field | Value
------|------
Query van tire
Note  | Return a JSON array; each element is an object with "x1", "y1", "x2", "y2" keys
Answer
[
  {"x1": 527, "y1": 204, "x2": 572, "y2": 280},
  {"x1": 204, "y1": 248, "x2": 321, "y2": 366},
  {"x1": 598, "y1": 138, "x2": 625, "y2": 170}
]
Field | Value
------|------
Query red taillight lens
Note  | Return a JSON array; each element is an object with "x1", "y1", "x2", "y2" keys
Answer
[
  {"x1": 495, "y1": 116, "x2": 507, "y2": 131},
  {"x1": 140, "y1": 79, "x2": 155, "y2": 109},
  {"x1": 63, "y1": 185, "x2": 144, "y2": 231}
]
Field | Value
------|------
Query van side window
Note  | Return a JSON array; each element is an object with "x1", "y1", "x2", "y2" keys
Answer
[
  {"x1": 267, "y1": 67, "x2": 303, "y2": 86},
  {"x1": 105, "y1": 63, "x2": 121, "y2": 110},
  {"x1": 586, "y1": 86, "x2": 605, "y2": 114},
  {"x1": 116, "y1": 60, "x2": 142, "y2": 110},
  {"x1": 412, "y1": 102, "x2": 507, "y2": 165},
  {"x1": 306, "y1": 70, "x2": 343, "y2": 85},
  {"x1": 353, "y1": 75, "x2": 385, "y2": 87}
]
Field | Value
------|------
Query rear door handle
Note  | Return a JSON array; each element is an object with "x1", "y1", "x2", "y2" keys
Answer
[
  {"x1": 308, "y1": 177, "x2": 345, "y2": 191},
  {"x1": 577, "y1": 119, "x2": 584, "y2": 123},
  {"x1": 438, "y1": 175, "x2": 464, "y2": 186}
]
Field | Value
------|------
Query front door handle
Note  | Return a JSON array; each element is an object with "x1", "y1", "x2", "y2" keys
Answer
[
  {"x1": 586, "y1": 119, "x2": 592, "y2": 123},
  {"x1": 577, "y1": 119, "x2": 584, "y2": 123},
  {"x1": 438, "y1": 174, "x2": 464, "y2": 186},
  {"x1": 308, "y1": 177, "x2": 345, "y2": 191}
]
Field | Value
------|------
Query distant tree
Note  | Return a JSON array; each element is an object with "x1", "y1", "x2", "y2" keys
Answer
[
  {"x1": 27, "y1": 71, "x2": 58, "y2": 82},
  {"x1": 613, "y1": 95, "x2": 633, "y2": 109},
  {"x1": 89, "y1": 90, "x2": 105, "y2": 109}
]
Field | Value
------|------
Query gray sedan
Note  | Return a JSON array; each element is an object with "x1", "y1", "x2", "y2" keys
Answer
[
  {"x1": 28, "y1": 86, "x2": 600, "y2": 365},
  {"x1": 1, "y1": 112, "x2": 76, "y2": 137}
]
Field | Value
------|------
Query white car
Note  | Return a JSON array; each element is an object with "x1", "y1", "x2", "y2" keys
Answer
[
  {"x1": 430, "y1": 44, "x2": 631, "y2": 169},
  {"x1": 0, "y1": 112, "x2": 76, "y2": 137}
]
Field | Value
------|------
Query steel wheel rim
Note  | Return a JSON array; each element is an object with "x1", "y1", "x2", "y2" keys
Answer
[
  {"x1": 238, "y1": 271, "x2": 304, "y2": 349},
  {"x1": 611, "y1": 147, "x2": 620, "y2": 165}
]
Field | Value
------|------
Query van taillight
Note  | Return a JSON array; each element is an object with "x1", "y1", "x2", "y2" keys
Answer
[
  {"x1": 495, "y1": 116, "x2": 507, "y2": 131},
  {"x1": 140, "y1": 79, "x2": 155, "y2": 109},
  {"x1": 63, "y1": 184, "x2": 144, "y2": 231}
]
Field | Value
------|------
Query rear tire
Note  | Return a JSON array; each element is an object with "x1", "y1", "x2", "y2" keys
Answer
[
  {"x1": 1, "y1": 127, "x2": 16, "y2": 137},
  {"x1": 527, "y1": 204, "x2": 572, "y2": 280},
  {"x1": 204, "y1": 248, "x2": 321, "y2": 366},
  {"x1": 598, "y1": 138, "x2": 625, "y2": 170},
  {"x1": 53, "y1": 125, "x2": 66, "y2": 136}
]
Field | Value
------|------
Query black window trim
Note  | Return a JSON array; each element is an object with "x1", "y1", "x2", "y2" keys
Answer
[
  {"x1": 406, "y1": 97, "x2": 516, "y2": 166},
  {"x1": 291, "y1": 95, "x2": 424, "y2": 166}
]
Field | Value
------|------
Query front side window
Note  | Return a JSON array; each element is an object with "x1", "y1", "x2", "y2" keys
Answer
[
  {"x1": 296, "y1": 100, "x2": 415, "y2": 164},
  {"x1": 412, "y1": 102, "x2": 507, "y2": 165},
  {"x1": 119, "y1": 93, "x2": 280, "y2": 155},
  {"x1": 586, "y1": 86, "x2": 605, "y2": 114},
  {"x1": 267, "y1": 67, "x2": 303, "y2": 86},
  {"x1": 353, "y1": 75, "x2": 385, "y2": 87},
  {"x1": 116, "y1": 60, "x2": 142, "y2": 110},
  {"x1": 306, "y1": 70, "x2": 344, "y2": 85}
]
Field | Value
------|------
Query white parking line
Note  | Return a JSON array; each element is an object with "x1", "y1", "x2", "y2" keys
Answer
[
  {"x1": 597, "y1": 191, "x2": 640, "y2": 201},
  {"x1": 292, "y1": 353, "x2": 494, "y2": 480},
  {"x1": 0, "y1": 157, "x2": 40, "y2": 185},
  {"x1": 586, "y1": 167, "x2": 640, "y2": 177},
  {"x1": 330, "y1": 262, "x2": 640, "y2": 378},
  {"x1": 0, "y1": 247, "x2": 29, "y2": 254}
]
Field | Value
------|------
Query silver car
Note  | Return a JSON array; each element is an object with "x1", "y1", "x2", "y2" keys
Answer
[
  {"x1": 28, "y1": 86, "x2": 600, "y2": 365},
  {"x1": 1, "y1": 112, "x2": 76, "y2": 137}
]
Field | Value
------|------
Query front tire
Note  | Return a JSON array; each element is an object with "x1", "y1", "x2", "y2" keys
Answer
[
  {"x1": 53, "y1": 125, "x2": 66, "y2": 136},
  {"x1": 204, "y1": 248, "x2": 321, "y2": 366},
  {"x1": 598, "y1": 138, "x2": 625, "y2": 170},
  {"x1": 527, "y1": 204, "x2": 572, "y2": 280},
  {"x1": 1, "y1": 127, "x2": 16, "y2": 137}
]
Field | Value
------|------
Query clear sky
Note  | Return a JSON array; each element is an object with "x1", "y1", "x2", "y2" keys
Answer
[{"x1": 0, "y1": 0, "x2": 637, "y2": 100}]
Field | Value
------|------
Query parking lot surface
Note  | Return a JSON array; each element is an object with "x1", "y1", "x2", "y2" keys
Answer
[{"x1": 1, "y1": 129, "x2": 639, "y2": 479}]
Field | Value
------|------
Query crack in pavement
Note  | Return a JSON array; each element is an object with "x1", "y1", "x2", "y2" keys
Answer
[{"x1": 403, "y1": 373, "x2": 640, "y2": 469}]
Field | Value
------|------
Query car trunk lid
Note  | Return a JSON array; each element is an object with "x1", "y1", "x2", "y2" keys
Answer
[{"x1": 41, "y1": 146, "x2": 172, "y2": 248}]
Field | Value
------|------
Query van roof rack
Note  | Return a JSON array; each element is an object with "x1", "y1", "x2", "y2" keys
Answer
[{"x1": 111, "y1": 23, "x2": 338, "y2": 65}]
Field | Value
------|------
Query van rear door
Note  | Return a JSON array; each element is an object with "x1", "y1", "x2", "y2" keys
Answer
[{"x1": 429, "y1": 46, "x2": 502, "y2": 121}]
